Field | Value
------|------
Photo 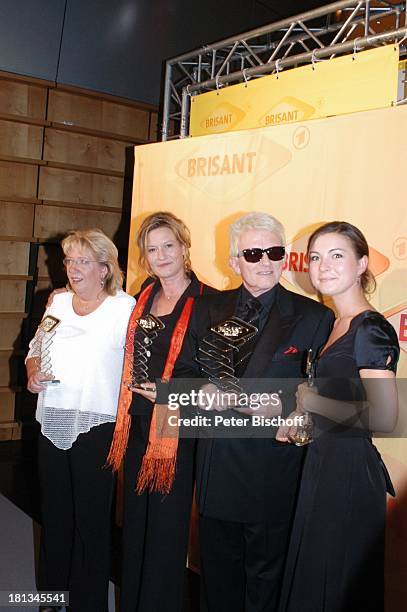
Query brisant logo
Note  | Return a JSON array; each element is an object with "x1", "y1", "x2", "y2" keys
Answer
[
  {"x1": 282, "y1": 229, "x2": 390, "y2": 294},
  {"x1": 384, "y1": 304, "x2": 407, "y2": 353},
  {"x1": 259, "y1": 96, "x2": 315, "y2": 128},
  {"x1": 195, "y1": 101, "x2": 246, "y2": 134},
  {"x1": 174, "y1": 135, "x2": 292, "y2": 200},
  {"x1": 186, "y1": 152, "x2": 256, "y2": 178},
  {"x1": 282, "y1": 232, "x2": 313, "y2": 294}
]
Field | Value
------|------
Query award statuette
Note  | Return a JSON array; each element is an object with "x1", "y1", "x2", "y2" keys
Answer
[
  {"x1": 127, "y1": 314, "x2": 165, "y2": 388},
  {"x1": 290, "y1": 348, "x2": 314, "y2": 446},
  {"x1": 195, "y1": 317, "x2": 258, "y2": 392},
  {"x1": 31, "y1": 315, "x2": 61, "y2": 384}
]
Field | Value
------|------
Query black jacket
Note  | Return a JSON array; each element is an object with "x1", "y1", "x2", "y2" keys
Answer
[{"x1": 174, "y1": 283, "x2": 334, "y2": 522}]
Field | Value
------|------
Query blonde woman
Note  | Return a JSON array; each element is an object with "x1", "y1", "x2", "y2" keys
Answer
[
  {"x1": 26, "y1": 229, "x2": 134, "y2": 612},
  {"x1": 107, "y1": 211, "x2": 216, "y2": 612}
]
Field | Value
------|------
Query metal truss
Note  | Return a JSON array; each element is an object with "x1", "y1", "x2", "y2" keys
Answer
[{"x1": 162, "y1": 0, "x2": 407, "y2": 140}]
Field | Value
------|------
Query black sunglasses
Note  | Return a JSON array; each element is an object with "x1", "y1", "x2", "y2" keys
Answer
[{"x1": 238, "y1": 246, "x2": 286, "y2": 263}]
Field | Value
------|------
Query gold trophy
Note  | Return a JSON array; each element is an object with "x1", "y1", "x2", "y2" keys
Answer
[
  {"x1": 195, "y1": 317, "x2": 258, "y2": 392},
  {"x1": 128, "y1": 314, "x2": 165, "y2": 388},
  {"x1": 290, "y1": 349, "x2": 314, "y2": 446},
  {"x1": 31, "y1": 315, "x2": 61, "y2": 384}
]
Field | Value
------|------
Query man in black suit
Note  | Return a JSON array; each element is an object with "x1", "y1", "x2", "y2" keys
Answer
[{"x1": 174, "y1": 212, "x2": 334, "y2": 612}]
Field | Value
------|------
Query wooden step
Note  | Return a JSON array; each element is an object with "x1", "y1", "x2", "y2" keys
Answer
[{"x1": 0, "y1": 420, "x2": 21, "y2": 441}]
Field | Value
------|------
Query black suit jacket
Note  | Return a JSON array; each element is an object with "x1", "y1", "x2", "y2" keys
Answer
[{"x1": 174, "y1": 283, "x2": 334, "y2": 523}]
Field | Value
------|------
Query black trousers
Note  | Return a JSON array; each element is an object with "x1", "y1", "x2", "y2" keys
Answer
[
  {"x1": 120, "y1": 416, "x2": 195, "y2": 612},
  {"x1": 199, "y1": 514, "x2": 292, "y2": 612},
  {"x1": 37, "y1": 423, "x2": 115, "y2": 612}
]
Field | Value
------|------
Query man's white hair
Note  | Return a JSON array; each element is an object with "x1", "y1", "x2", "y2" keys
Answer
[{"x1": 229, "y1": 212, "x2": 286, "y2": 256}]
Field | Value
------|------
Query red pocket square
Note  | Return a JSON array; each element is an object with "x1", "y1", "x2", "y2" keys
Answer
[{"x1": 284, "y1": 346, "x2": 299, "y2": 354}]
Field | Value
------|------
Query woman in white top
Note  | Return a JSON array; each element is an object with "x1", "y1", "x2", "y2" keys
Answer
[{"x1": 26, "y1": 229, "x2": 134, "y2": 612}]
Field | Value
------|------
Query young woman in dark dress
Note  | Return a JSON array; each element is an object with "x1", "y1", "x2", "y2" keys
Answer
[
  {"x1": 278, "y1": 222, "x2": 399, "y2": 612},
  {"x1": 106, "y1": 212, "x2": 215, "y2": 612}
]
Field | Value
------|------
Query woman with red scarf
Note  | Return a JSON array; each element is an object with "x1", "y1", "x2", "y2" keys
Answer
[{"x1": 107, "y1": 212, "x2": 216, "y2": 612}]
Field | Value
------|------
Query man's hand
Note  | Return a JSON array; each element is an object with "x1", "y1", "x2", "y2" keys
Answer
[
  {"x1": 197, "y1": 383, "x2": 232, "y2": 412},
  {"x1": 46, "y1": 287, "x2": 68, "y2": 309},
  {"x1": 197, "y1": 385, "x2": 283, "y2": 418},
  {"x1": 241, "y1": 393, "x2": 282, "y2": 418}
]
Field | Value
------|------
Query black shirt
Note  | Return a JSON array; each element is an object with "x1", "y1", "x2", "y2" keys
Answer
[{"x1": 235, "y1": 284, "x2": 278, "y2": 334}]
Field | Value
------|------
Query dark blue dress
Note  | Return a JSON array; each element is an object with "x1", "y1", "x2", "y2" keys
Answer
[{"x1": 279, "y1": 311, "x2": 399, "y2": 612}]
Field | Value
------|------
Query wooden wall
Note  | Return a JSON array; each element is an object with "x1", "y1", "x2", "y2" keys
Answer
[{"x1": 0, "y1": 72, "x2": 158, "y2": 441}]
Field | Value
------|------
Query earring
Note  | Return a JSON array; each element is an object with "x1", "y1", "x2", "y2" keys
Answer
[{"x1": 100, "y1": 278, "x2": 105, "y2": 288}]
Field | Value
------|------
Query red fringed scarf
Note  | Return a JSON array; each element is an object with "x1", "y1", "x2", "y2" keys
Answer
[{"x1": 106, "y1": 281, "x2": 197, "y2": 494}]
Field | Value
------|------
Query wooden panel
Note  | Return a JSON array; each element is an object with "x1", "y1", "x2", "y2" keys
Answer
[
  {"x1": 0, "y1": 280, "x2": 26, "y2": 312},
  {"x1": 38, "y1": 166, "x2": 124, "y2": 208},
  {"x1": 0, "y1": 318, "x2": 23, "y2": 350},
  {"x1": 0, "y1": 353, "x2": 9, "y2": 387},
  {"x1": 0, "y1": 161, "x2": 38, "y2": 200},
  {"x1": 44, "y1": 128, "x2": 128, "y2": 173},
  {"x1": 56, "y1": 83, "x2": 156, "y2": 111},
  {"x1": 0, "y1": 390, "x2": 15, "y2": 422},
  {"x1": 0, "y1": 242, "x2": 30, "y2": 275},
  {"x1": 0, "y1": 201, "x2": 34, "y2": 237},
  {"x1": 0, "y1": 420, "x2": 21, "y2": 441},
  {"x1": 48, "y1": 90, "x2": 150, "y2": 140},
  {"x1": 0, "y1": 80, "x2": 47, "y2": 120},
  {"x1": 149, "y1": 112, "x2": 158, "y2": 142},
  {"x1": 34, "y1": 204, "x2": 122, "y2": 243},
  {"x1": 0, "y1": 119, "x2": 43, "y2": 160}
]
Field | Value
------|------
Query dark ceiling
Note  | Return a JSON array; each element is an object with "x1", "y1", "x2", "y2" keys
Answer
[
  {"x1": 0, "y1": 0, "x2": 329, "y2": 105},
  {"x1": 238, "y1": 0, "x2": 329, "y2": 28}
]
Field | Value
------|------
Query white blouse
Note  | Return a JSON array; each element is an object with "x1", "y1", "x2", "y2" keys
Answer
[{"x1": 27, "y1": 290, "x2": 135, "y2": 449}]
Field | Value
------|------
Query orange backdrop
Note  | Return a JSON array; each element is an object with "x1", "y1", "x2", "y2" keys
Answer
[{"x1": 128, "y1": 104, "x2": 407, "y2": 608}]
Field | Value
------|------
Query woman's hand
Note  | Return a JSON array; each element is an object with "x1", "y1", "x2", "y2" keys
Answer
[
  {"x1": 131, "y1": 382, "x2": 157, "y2": 404},
  {"x1": 27, "y1": 371, "x2": 54, "y2": 394},
  {"x1": 275, "y1": 410, "x2": 303, "y2": 443},
  {"x1": 295, "y1": 382, "x2": 318, "y2": 414},
  {"x1": 46, "y1": 287, "x2": 68, "y2": 309}
]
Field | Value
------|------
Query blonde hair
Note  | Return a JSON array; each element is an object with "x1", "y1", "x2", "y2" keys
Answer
[
  {"x1": 229, "y1": 212, "x2": 286, "y2": 256},
  {"x1": 137, "y1": 211, "x2": 191, "y2": 276},
  {"x1": 61, "y1": 228, "x2": 123, "y2": 295}
]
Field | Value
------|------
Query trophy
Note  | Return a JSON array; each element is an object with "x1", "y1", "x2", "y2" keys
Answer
[
  {"x1": 30, "y1": 315, "x2": 61, "y2": 384},
  {"x1": 290, "y1": 348, "x2": 314, "y2": 446},
  {"x1": 195, "y1": 317, "x2": 258, "y2": 392},
  {"x1": 127, "y1": 314, "x2": 165, "y2": 389}
]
